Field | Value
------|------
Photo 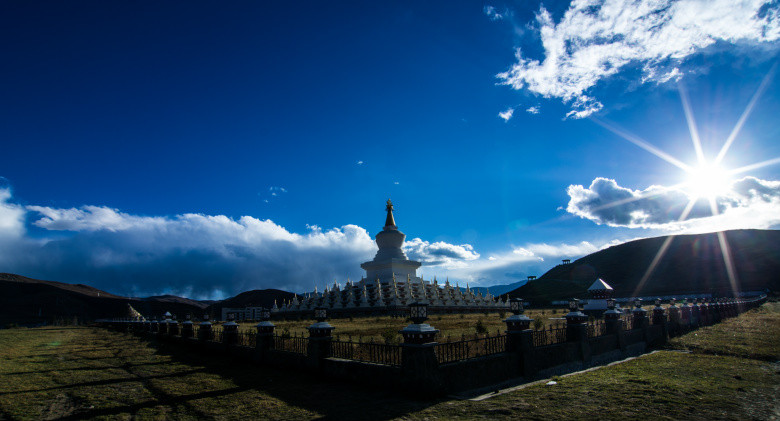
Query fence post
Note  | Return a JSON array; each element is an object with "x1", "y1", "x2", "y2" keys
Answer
[
  {"x1": 652, "y1": 298, "x2": 667, "y2": 345},
  {"x1": 198, "y1": 319, "x2": 212, "y2": 341},
  {"x1": 181, "y1": 315, "x2": 194, "y2": 339},
  {"x1": 399, "y1": 302, "x2": 442, "y2": 397},
  {"x1": 667, "y1": 299, "x2": 680, "y2": 337},
  {"x1": 604, "y1": 299, "x2": 625, "y2": 352},
  {"x1": 223, "y1": 317, "x2": 239, "y2": 346},
  {"x1": 504, "y1": 298, "x2": 534, "y2": 377},
  {"x1": 158, "y1": 317, "x2": 169, "y2": 336},
  {"x1": 565, "y1": 299, "x2": 591, "y2": 363},
  {"x1": 168, "y1": 318, "x2": 180, "y2": 336},
  {"x1": 306, "y1": 307, "x2": 334, "y2": 370},
  {"x1": 691, "y1": 299, "x2": 701, "y2": 327},
  {"x1": 255, "y1": 307, "x2": 275, "y2": 363}
]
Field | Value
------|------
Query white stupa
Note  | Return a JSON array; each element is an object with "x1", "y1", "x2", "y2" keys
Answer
[
  {"x1": 360, "y1": 199, "x2": 422, "y2": 284},
  {"x1": 583, "y1": 278, "x2": 614, "y2": 311}
]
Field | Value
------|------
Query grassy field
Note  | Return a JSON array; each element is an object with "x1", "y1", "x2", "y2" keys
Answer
[
  {"x1": 235, "y1": 309, "x2": 572, "y2": 342},
  {"x1": 0, "y1": 303, "x2": 777, "y2": 420}
]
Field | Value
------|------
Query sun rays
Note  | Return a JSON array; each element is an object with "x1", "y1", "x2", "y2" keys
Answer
[{"x1": 591, "y1": 67, "x2": 780, "y2": 299}]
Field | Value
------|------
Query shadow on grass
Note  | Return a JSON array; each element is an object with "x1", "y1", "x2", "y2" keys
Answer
[{"x1": 145, "y1": 337, "x2": 443, "y2": 420}]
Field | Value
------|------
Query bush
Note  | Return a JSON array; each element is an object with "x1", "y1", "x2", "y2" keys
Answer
[
  {"x1": 381, "y1": 327, "x2": 399, "y2": 345},
  {"x1": 280, "y1": 327, "x2": 291, "y2": 339},
  {"x1": 552, "y1": 309, "x2": 558, "y2": 315},
  {"x1": 533, "y1": 318, "x2": 544, "y2": 331},
  {"x1": 498, "y1": 310, "x2": 506, "y2": 319},
  {"x1": 459, "y1": 313, "x2": 465, "y2": 319},
  {"x1": 475, "y1": 319, "x2": 487, "y2": 335}
]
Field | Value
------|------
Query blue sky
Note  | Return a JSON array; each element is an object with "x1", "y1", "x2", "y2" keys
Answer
[{"x1": 1, "y1": 1, "x2": 779, "y2": 299}]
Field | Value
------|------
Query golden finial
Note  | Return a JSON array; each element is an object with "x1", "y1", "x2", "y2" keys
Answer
[{"x1": 384, "y1": 199, "x2": 396, "y2": 228}]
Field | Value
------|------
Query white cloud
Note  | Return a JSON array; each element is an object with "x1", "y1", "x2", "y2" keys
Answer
[
  {"x1": 484, "y1": 5, "x2": 508, "y2": 21},
  {"x1": 526, "y1": 106, "x2": 540, "y2": 114},
  {"x1": 498, "y1": 107, "x2": 515, "y2": 121},
  {"x1": 498, "y1": 0, "x2": 780, "y2": 118},
  {"x1": 567, "y1": 176, "x2": 780, "y2": 230},
  {"x1": 357, "y1": 160, "x2": 364, "y2": 165},
  {"x1": 433, "y1": 238, "x2": 625, "y2": 286},
  {"x1": 403, "y1": 238, "x2": 480, "y2": 268},
  {"x1": 0, "y1": 195, "x2": 378, "y2": 298}
]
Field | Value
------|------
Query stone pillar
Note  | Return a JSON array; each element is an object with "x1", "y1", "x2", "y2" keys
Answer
[
  {"x1": 604, "y1": 304, "x2": 625, "y2": 352},
  {"x1": 151, "y1": 319, "x2": 159, "y2": 333},
  {"x1": 181, "y1": 317, "x2": 194, "y2": 339},
  {"x1": 504, "y1": 298, "x2": 534, "y2": 377},
  {"x1": 306, "y1": 307, "x2": 335, "y2": 369},
  {"x1": 691, "y1": 299, "x2": 701, "y2": 327},
  {"x1": 667, "y1": 299, "x2": 680, "y2": 337},
  {"x1": 400, "y1": 303, "x2": 442, "y2": 397},
  {"x1": 652, "y1": 299, "x2": 667, "y2": 345},
  {"x1": 565, "y1": 299, "x2": 590, "y2": 362},
  {"x1": 631, "y1": 299, "x2": 648, "y2": 330},
  {"x1": 223, "y1": 320, "x2": 238, "y2": 346},
  {"x1": 699, "y1": 298, "x2": 712, "y2": 326},
  {"x1": 158, "y1": 319, "x2": 169, "y2": 335},
  {"x1": 255, "y1": 307, "x2": 275, "y2": 363},
  {"x1": 198, "y1": 321, "x2": 212, "y2": 341},
  {"x1": 168, "y1": 320, "x2": 180, "y2": 336}
]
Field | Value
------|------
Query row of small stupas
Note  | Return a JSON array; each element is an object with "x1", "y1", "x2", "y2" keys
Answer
[
  {"x1": 271, "y1": 200, "x2": 509, "y2": 313},
  {"x1": 271, "y1": 275, "x2": 509, "y2": 312}
]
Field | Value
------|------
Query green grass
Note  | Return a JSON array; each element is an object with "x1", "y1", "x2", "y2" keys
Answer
[{"x1": 1, "y1": 303, "x2": 778, "y2": 420}]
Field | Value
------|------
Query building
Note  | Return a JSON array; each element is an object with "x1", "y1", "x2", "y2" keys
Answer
[
  {"x1": 583, "y1": 278, "x2": 614, "y2": 311},
  {"x1": 271, "y1": 200, "x2": 508, "y2": 315}
]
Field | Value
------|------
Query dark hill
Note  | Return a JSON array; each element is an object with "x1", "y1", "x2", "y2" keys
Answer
[
  {"x1": 508, "y1": 229, "x2": 780, "y2": 303},
  {"x1": 206, "y1": 289, "x2": 295, "y2": 316},
  {"x1": 0, "y1": 273, "x2": 208, "y2": 326}
]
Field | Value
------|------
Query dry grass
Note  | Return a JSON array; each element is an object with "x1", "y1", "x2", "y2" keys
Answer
[
  {"x1": 1, "y1": 303, "x2": 777, "y2": 420},
  {"x1": 234, "y1": 309, "x2": 568, "y2": 342}
]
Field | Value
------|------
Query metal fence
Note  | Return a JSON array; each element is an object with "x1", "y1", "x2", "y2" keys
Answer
[
  {"x1": 272, "y1": 334, "x2": 308, "y2": 355},
  {"x1": 212, "y1": 327, "x2": 223, "y2": 343},
  {"x1": 435, "y1": 333, "x2": 507, "y2": 364},
  {"x1": 532, "y1": 326, "x2": 567, "y2": 347},
  {"x1": 587, "y1": 321, "x2": 606, "y2": 338},
  {"x1": 330, "y1": 339, "x2": 402, "y2": 366},
  {"x1": 237, "y1": 330, "x2": 257, "y2": 347}
]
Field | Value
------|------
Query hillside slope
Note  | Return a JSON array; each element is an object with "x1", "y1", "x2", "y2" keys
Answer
[
  {"x1": 0, "y1": 273, "x2": 208, "y2": 326},
  {"x1": 508, "y1": 229, "x2": 780, "y2": 303}
]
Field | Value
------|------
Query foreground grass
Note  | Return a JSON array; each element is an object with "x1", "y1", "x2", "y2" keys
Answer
[{"x1": 1, "y1": 303, "x2": 778, "y2": 420}]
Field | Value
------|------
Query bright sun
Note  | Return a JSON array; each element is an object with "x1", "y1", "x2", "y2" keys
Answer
[{"x1": 685, "y1": 163, "x2": 732, "y2": 199}]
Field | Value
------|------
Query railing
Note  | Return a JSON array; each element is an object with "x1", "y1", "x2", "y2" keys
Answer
[
  {"x1": 272, "y1": 334, "x2": 307, "y2": 355},
  {"x1": 237, "y1": 330, "x2": 257, "y2": 347},
  {"x1": 532, "y1": 326, "x2": 567, "y2": 347},
  {"x1": 587, "y1": 321, "x2": 606, "y2": 338},
  {"x1": 330, "y1": 339, "x2": 402, "y2": 366},
  {"x1": 435, "y1": 333, "x2": 507, "y2": 364},
  {"x1": 212, "y1": 327, "x2": 223, "y2": 342}
]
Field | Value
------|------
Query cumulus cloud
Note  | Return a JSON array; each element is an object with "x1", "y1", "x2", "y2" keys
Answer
[
  {"x1": 567, "y1": 176, "x2": 780, "y2": 229},
  {"x1": 404, "y1": 238, "x2": 480, "y2": 268},
  {"x1": 0, "y1": 192, "x2": 380, "y2": 298},
  {"x1": 525, "y1": 106, "x2": 540, "y2": 114},
  {"x1": 436, "y1": 239, "x2": 625, "y2": 286},
  {"x1": 0, "y1": 187, "x2": 497, "y2": 298},
  {"x1": 498, "y1": 107, "x2": 514, "y2": 121},
  {"x1": 0, "y1": 186, "x2": 25, "y2": 239},
  {"x1": 498, "y1": 0, "x2": 780, "y2": 118}
]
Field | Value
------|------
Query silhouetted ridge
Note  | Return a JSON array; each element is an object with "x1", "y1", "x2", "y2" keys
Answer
[{"x1": 508, "y1": 229, "x2": 780, "y2": 303}]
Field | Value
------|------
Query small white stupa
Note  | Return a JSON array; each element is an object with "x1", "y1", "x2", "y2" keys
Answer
[{"x1": 583, "y1": 278, "x2": 614, "y2": 311}]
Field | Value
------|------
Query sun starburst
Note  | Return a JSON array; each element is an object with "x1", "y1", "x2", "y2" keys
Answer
[{"x1": 590, "y1": 66, "x2": 779, "y2": 299}]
